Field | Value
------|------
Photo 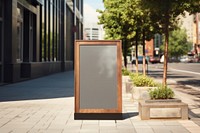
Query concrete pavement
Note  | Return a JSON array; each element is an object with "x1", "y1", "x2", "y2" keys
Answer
[{"x1": 0, "y1": 71, "x2": 200, "y2": 133}]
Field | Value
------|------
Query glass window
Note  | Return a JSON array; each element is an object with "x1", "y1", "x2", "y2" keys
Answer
[
  {"x1": 50, "y1": 0, "x2": 53, "y2": 61},
  {"x1": 43, "y1": 0, "x2": 47, "y2": 61},
  {"x1": 0, "y1": 0, "x2": 2, "y2": 62},
  {"x1": 0, "y1": 21, "x2": 2, "y2": 62},
  {"x1": 40, "y1": 1, "x2": 44, "y2": 59},
  {"x1": 52, "y1": 0, "x2": 55, "y2": 61},
  {"x1": 57, "y1": 0, "x2": 60, "y2": 61},
  {"x1": 46, "y1": 0, "x2": 49, "y2": 61},
  {"x1": 54, "y1": 0, "x2": 57, "y2": 61},
  {"x1": 17, "y1": 6, "x2": 23, "y2": 63},
  {"x1": 0, "y1": 0, "x2": 2, "y2": 18}
]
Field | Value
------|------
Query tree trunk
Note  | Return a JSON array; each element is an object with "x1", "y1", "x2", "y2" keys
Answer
[
  {"x1": 123, "y1": 39, "x2": 128, "y2": 68},
  {"x1": 135, "y1": 30, "x2": 139, "y2": 73},
  {"x1": 196, "y1": 13, "x2": 199, "y2": 46},
  {"x1": 142, "y1": 29, "x2": 146, "y2": 76},
  {"x1": 163, "y1": 11, "x2": 169, "y2": 85}
]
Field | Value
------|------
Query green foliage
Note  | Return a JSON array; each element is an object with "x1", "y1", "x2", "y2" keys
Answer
[
  {"x1": 130, "y1": 73, "x2": 157, "y2": 87},
  {"x1": 148, "y1": 85, "x2": 175, "y2": 99},
  {"x1": 122, "y1": 68, "x2": 131, "y2": 76},
  {"x1": 160, "y1": 29, "x2": 192, "y2": 59},
  {"x1": 141, "y1": 0, "x2": 200, "y2": 30},
  {"x1": 98, "y1": 0, "x2": 159, "y2": 41}
]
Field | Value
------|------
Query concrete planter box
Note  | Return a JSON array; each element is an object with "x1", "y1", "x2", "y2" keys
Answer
[
  {"x1": 139, "y1": 99, "x2": 188, "y2": 120},
  {"x1": 122, "y1": 76, "x2": 133, "y2": 93},
  {"x1": 132, "y1": 87, "x2": 157, "y2": 100},
  {"x1": 125, "y1": 81, "x2": 133, "y2": 93},
  {"x1": 122, "y1": 75, "x2": 130, "y2": 83}
]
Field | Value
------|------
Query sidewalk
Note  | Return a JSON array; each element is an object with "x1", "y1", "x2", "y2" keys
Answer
[{"x1": 0, "y1": 71, "x2": 199, "y2": 133}]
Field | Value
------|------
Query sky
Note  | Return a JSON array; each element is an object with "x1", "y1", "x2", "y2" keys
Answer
[{"x1": 84, "y1": 0, "x2": 104, "y2": 23}]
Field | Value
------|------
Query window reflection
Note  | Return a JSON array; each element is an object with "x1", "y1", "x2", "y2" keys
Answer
[
  {"x1": 17, "y1": 6, "x2": 23, "y2": 63},
  {"x1": 40, "y1": 0, "x2": 60, "y2": 62},
  {"x1": 0, "y1": 0, "x2": 2, "y2": 18}
]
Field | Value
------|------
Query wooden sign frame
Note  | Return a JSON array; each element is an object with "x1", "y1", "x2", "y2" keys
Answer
[{"x1": 74, "y1": 40, "x2": 122, "y2": 119}]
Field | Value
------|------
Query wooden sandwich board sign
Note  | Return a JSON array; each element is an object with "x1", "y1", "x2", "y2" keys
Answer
[{"x1": 74, "y1": 40, "x2": 122, "y2": 120}]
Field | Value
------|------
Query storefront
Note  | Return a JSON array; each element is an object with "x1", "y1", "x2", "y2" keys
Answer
[{"x1": 0, "y1": 0, "x2": 83, "y2": 83}]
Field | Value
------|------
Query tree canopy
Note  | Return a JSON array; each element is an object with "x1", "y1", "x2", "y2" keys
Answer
[
  {"x1": 98, "y1": 0, "x2": 200, "y2": 85},
  {"x1": 160, "y1": 29, "x2": 192, "y2": 59}
]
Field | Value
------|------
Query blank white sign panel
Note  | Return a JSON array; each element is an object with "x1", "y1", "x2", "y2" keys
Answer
[{"x1": 79, "y1": 45, "x2": 117, "y2": 109}]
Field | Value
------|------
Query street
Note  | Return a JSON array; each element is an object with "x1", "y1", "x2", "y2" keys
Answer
[{"x1": 148, "y1": 63, "x2": 200, "y2": 89}]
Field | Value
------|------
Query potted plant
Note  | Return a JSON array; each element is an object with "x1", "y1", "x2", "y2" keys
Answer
[
  {"x1": 122, "y1": 68, "x2": 133, "y2": 93},
  {"x1": 139, "y1": 85, "x2": 188, "y2": 120},
  {"x1": 129, "y1": 73, "x2": 158, "y2": 100},
  {"x1": 148, "y1": 85, "x2": 175, "y2": 100},
  {"x1": 122, "y1": 68, "x2": 131, "y2": 81}
]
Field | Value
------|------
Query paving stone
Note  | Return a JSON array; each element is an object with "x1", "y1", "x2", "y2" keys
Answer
[
  {"x1": 80, "y1": 129, "x2": 99, "y2": 133},
  {"x1": 133, "y1": 125, "x2": 151, "y2": 129},
  {"x1": 147, "y1": 121, "x2": 165, "y2": 126},
  {"x1": 81, "y1": 124, "x2": 99, "y2": 130},
  {"x1": 26, "y1": 129, "x2": 40, "y2": 133},
  {"x1": 185, "y1": 128, "x2": 200, "y2": 133},
  {"x1": 82, "y1": 120, "x2": 99, "y2": 125},
  {"x1": 39, "y1": 129, "x2": 63, "y2": 133},
  {"x1": 100, "y1": 129, "x2": 119, "y2": 133},
  {"x1": 134, "y1": 127, "x2": 154, "y2": 133},
  {"x1": 0, "y1": 127, "x2": 13, "y2": 133},
  {"x1": 132, "y1": 121, "x2": 149, "y2": 126},
  {"x1": 63, "y1": 130, "x2": 79, "y2": 133},
  {"x1": 163, "y1": 121, "x2": 181, "y2": 126},
  {"x1": 12, "y1": 128, "x2": 31, "y2": 133},
  {"x1": 99, "y1": 120, "x2": 117, "y2": 127},
  {"x1": 118, "y1": 129, "x2": 136, "y2": 133},
  {"x1": 166, "y1": 125, "x2": 190, "y2": 133},
  {"x1": 151, "y1": 125, "x2": 172, "y2": 133}
]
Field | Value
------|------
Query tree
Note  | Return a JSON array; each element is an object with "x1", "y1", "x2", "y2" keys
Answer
[
  {"x1": 117, "y1": 0, "x2": 159, "y2": 74},
  {"x1": 97, "y1": 0, "x2": 136, "y2": 68},
  {"x1": 141, "y1": 0, "x2": 200, "y2": 85},
  {"x1": 160, "y1": 29, "x2": 192, "y2": 60}
]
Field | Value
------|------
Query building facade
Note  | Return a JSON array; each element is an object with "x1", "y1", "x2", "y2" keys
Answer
[
  {"x1": 145, "y1": 39, "x2": 154, "y2": 57},
  {"x1": 145, "y1": 34, "x2": 162, "y2": 57},
  {"x1": 0, "y1": 0, "x2": 83, "y2": 83},
  {"x1": 84, "y1": 23, "x2": 104, "y2": 40},
  {"x1": 179, "y1": 12, "x2": 194, "y2": 43}
]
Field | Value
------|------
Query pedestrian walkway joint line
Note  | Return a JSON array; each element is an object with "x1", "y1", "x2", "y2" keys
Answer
[{"x1": 169, "y1": 68, "x2": 200, "y2": 75}]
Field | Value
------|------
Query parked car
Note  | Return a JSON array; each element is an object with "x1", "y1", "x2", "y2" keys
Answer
[
  {"x1": 180, "y1": 56, "x2": 189, "y2": 63},
  {"x1": 132, "y1": 56, "x2": 148, "y2": 65},
  {"x1": 160, "y1": 55, "x2": 164, "y2": 63},
  {"x1": 180, "y1": 55, "x2": 194, "y2": 63},
  {"x1": 149, "y1": 56, "x2": 160, "y2": 64}
]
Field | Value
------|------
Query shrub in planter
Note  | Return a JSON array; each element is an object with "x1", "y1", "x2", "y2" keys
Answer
[
  {"x1": 122, "y1": 68, "x2": 131, "y2": 76},
  {"x1": 129, "y1": 73, "x2": 158, "y2": 100},
  {"x1": 148, "y1": 85, "x2": 175, "y2": 99},
  {"x1": 130, "y1": 73, "x2": 157, "y2": 87}
]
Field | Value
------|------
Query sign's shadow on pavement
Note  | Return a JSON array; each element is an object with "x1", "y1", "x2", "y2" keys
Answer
[
  {"x1": 0, "y1": 71, "x2": 74, "y2": 102},
  {"x1": 123, "y1": 112, "x2": 139, "y2": 119}
]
